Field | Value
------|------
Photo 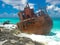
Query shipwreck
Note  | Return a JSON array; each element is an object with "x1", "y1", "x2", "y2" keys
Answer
[{"x1": 17, "y1": 3, "x2": 53, "y2": 35}]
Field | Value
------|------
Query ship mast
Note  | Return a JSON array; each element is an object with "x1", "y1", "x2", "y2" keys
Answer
[
  {"x1": 26, "y1": 2, "x2": 30, "y2": 8},
  {"x1": 44, "y1": 6, "x2": 48, "y2": 14},
  {"x1": 42, "y1": 6, "x2": 48, "y2": 14}
]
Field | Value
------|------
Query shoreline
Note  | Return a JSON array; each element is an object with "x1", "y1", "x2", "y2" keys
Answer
[{"x1": 0, "y1": 24, "x2": 60, "y2": 45}]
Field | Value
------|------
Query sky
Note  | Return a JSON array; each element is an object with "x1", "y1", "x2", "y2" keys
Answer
[{"x1": 0, "y1": 0, "x2": 60, "y2": 18}]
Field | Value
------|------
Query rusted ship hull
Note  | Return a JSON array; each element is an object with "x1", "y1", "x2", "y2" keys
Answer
[
  {"x1": 17, "y1": 3, "x2": 53, "y2": 35},
  {"x1": 17, "y1": 15, "x2": 53, "y2": 35}
]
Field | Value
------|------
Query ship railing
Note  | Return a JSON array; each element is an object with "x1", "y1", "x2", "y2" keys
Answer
[{"x1": 21, "y1": 17, "x2": 35, "y2": 22}]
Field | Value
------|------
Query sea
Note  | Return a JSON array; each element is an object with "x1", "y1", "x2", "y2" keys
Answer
[
  {"x1": 0, "y1": 18, "x2": 20, "y2": 24},
  {"x1": 0, "y1": 18, "x2": 60, "y2": 44}
]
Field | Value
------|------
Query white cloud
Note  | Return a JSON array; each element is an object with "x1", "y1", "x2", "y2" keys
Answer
[
  {"x1": 47, "y1": 5, "x2": 55, "y2": 10},
  {"x1": 0, "y1": 12, "x2": 18, "y2": 18},
  {"x1": 54, "y1": 7, "x2": 60, "y2": 11},
  {"x1": 29, "y1": 3, "x2": 35, "y2": 9},
  {"x1": 2, "y1": 0, "x2": 35, "y2": 10},
  {"x1": 2, "y1": 0, "x2": 27, "y2": 10},
  {"x1": 46, "y1": 0, "x2": 60, "y2": 18},
  {"x1": 46, "y1": 0, "x2": 60, "y2": 5},
  {"x1": 47, "y1": 5, "x2": 60, "y2": 18},
  {"x1": 47, "y1": 5, "x2": 60, "y2": 12}
]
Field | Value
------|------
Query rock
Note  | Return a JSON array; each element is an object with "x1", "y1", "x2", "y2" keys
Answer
[
  {"x1": 0, "y1": 31, "x2": 45, "y2": 45},
  {"x1": 2, "y1": 37, "x2": 45, "y2": 45}
]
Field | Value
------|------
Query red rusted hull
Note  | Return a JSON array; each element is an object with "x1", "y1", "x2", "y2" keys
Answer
[{"x1": 17, "y1": 15, "x2": 53, "y2": 35}]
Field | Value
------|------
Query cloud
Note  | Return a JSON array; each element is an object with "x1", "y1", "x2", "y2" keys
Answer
[
  {"x1": 47, "y1": 5, "x2": 55, "y2": 10},
  {"x1": 46, "y1": 0, "x2": 60, "y2": 5},
  {"x1": 54, "y1": 7, "x2": 60, "y2": 12},
  {"x1": 2, "y1": 0, "x2": 35, "y2": 10},
  {"x1": 2, "y1": 0, "x2": 27, "y2": 4},
  {"x1": 47, "y1": 5, "x2": 60, "y2": 13},
  {"x1": 28, "y1": 3, "x2": 35, "y2": 9},
  {"x1": 0, "y1": 12, "x2": 18, "y2": 18},
  {"x1": 47, "y1": 5, "x2": 60, "y2": 18},
  {"x1": 46, "y1": 0, "x2": 60, "y2": 18},
  {"x1": 1, "y1": 0, "x2": 35, "y2": 18}
]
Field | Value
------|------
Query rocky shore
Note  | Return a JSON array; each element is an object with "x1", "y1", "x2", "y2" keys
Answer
[
  {"x1": 0, "y1": 24, "x2": 60, "y2": 45},
  {"x1": 0, "y1": 31, "x2": 44, "y2": 45}
]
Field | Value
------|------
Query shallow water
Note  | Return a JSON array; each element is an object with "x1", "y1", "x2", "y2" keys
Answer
[
  {"x1": 51, "y1": 19, "x2": 60, "y2": 33},
  {"x1": 0, "y1": 18, "x2": 20, "y2": 24}
]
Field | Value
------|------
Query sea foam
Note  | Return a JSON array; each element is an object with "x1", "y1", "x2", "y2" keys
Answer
[{"x1": 15, "y1": 30, "x2": 60, "y2": 45}]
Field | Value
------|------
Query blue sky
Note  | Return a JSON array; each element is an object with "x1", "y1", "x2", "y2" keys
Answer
[{"x1": 0, "y1": 0, "x2": 60, "y2": 18}]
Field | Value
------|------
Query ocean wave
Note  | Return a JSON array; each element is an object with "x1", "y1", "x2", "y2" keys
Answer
[{"x1": 15, "y1": 31, "x2": 60, "y2": 45}]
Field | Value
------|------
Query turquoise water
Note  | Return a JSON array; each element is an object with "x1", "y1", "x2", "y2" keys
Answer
[
  {"x1": 0, "y1": 18, "x2": 60, "y2": 29},
  {"x1": 0, "y1": 18, "x2": 60, "y2": 28},
  {"x1": 0, "y1": 18, "x2": 60, "y2": 32},
  {"x1": 0, "y1": 18, "x2": 20, "y2": 24},
  {"x1": 51, "y1": 19, "x2": 60, "y2": 32}
]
